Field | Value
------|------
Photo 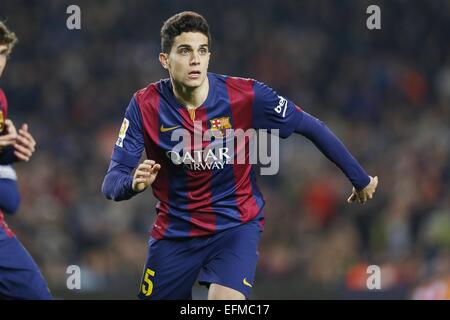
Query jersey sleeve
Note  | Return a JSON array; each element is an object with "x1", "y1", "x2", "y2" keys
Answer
[
  {"x1": 0, "y1": 178, "x2": 20, "y2": 214},
  {"x1": 252, "y1": 81, "x2": 303, "y2": 138},
  {"x1": 110, "y1": 96, "x2": 144, "y2": 168}
]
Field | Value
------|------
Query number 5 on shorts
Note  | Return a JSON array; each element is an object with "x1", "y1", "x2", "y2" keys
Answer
[{"x1": 141, "y1": 268, "x2": 155, "y2": 296}]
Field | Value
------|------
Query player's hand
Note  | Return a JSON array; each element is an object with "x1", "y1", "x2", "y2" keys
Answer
[
  {"x1": 0, "y1": 119, "x2": 18, "y2": 148},
  {"x1": 13, "y1": 123, "x2": 37, "y2": 162},
  {"x1": 347, "y1": 176, "x2": 378, "y2": 205},
  {"x1": 132, "y1": 160, "x2": 161, "y2": 192}
]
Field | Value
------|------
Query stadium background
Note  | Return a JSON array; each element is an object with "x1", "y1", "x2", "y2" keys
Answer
[{"x1": 0, "y1": 0, "x2": 449, "y2": 299}]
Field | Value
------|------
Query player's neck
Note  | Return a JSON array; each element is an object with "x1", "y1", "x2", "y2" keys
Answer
[{"x1": 171, "y1": 76, "x2": 209, "y2": 110}]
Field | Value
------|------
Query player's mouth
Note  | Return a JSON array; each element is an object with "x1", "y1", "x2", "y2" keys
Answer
[{"x1": 187, "y1": 71, "x2": 201, "y2": 79}]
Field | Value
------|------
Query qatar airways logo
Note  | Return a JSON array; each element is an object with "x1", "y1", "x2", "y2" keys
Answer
[
  {"x1": 166, "y1": 121, "x2": 280, "y2": 175},
  {"x1": 166, "y1": 147, "x2": 232, "y2": 170}
]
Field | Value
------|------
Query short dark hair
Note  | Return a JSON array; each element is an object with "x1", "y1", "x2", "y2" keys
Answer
[
  {"x1": 160, "y1": 11, "x2": 211, "y2": 54},
  {"x1": 0, "y1": 21, "x2": 18, "y2": 55}
]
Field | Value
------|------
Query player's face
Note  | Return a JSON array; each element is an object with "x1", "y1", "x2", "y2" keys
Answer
[
  {"x1": 0, "y1": 44, "x2": 8, "y2": 78},
  {"x1": 161, "y1": 32, "x2": 210, "y2": 89}
]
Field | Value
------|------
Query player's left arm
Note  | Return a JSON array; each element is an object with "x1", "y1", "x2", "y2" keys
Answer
[
  {"x1": 252, "y1": 80, "x2": 378, "y2": 204},
  {"x1": 293, "y1": 111, "x2": 378, "y2": 204},
  {"x1": 102, "y1": 96, "x2": 149, "y2": 201}
]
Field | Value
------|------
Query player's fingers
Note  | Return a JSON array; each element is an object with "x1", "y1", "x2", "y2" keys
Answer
[
  {"x1": 0, "y1": 137, "x2": 17, "y2": 147},
  {"x1": 14, "y1": 141, "x2": 32, "y2": 154},
  {"x1": 359, "y1": 191, "x2": 367, "y2": 204},
  {"x1": 354, "y1": 191, "x2": 362, "y2": 204},
  {"x1": 347, "y1": 193, "x2": 356, "y2": 203},
  {"x1": 139, "y1": 162, "x2": 154, "y2": 169},
  {"x1": 16, "y1": 135, "x2": 36, "y2": 152},
  {"x1": 18, "y1": 130, "x2": 36, "y2": 147},
  {"x1": 137, "y1": 163, "x2": 153, "y2": 171},
  {"x1": 0, "y1": 141, "x2": 14, "y2": 147},
  {"x1": 0, "y1": 131, "x2": 16, "y2": 139},
  {"x1": 143, "y1": 160, "x2": 156, "y2": 166},
  {"x1": 4, "y1": 120, "x2": 17, "y2": 135},
  {"x1": 135, "y1": 169, "x2": 151, "y2": 178},
  {"x1": 151, "y1": 164, "x2": 161, "y2": 174},
  {"x1": 4, "y1": 119, "x2": 15, "y2": 127},
  {"x1": 0, "y1": 132, "x2": 18, "y2": 142},
  {"x1": 13, "y1": 143, "x2": 33, "y2": 158},
  {"x1": 14, "y1": 150, "x2": 30, "y2": 162},
  {"x1": 0, "y1": 136, "x2": 16, "y2": 141}
]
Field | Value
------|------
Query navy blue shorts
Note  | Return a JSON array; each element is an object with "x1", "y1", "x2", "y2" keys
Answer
[
  {"x1": 0, "y1": 236, "x2": 52, "y2": 300},
  {"x1": 138, "y1": 220, "x2": 262, "y2": 300}
]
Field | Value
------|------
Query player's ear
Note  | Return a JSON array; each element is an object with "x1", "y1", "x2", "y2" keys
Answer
[{"x1": 159, "y1": 53, "x2": 169, "y2": 70}]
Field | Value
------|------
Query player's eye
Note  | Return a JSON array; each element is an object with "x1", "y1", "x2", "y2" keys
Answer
[
  {"x1": 199, "y1": 48, "x2": 208, "y2": 55},
  {"x1": 179, "y1": 48, "x2": 190, "y2": 55}
]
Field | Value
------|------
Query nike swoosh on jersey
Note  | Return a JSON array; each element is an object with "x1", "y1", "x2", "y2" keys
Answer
[
  {"x1": 160, "y1": 124, "x2": 181, "y2": 132},
  {"x1": 243, "y1": 278, "x2": 253, "y2": 288}
]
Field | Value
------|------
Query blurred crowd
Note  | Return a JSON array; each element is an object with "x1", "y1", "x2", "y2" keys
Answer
[{"x1": 0, "y1": 0, "x2": 449, "y2": 299}]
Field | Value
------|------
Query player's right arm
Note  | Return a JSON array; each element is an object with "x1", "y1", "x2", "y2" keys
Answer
[{"x1": 101, "y1": 96, "x2": 160, "y2": 201}]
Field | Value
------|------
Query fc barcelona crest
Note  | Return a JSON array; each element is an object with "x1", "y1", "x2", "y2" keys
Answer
[{"x1": 210, "y1": 116, "x2": 232, "y2": 137}]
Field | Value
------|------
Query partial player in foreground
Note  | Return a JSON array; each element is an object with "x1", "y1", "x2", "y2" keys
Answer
[
  {"x1": 102, "y1": 11, "x2": 378, "y2": 300},
  {"x1": 0, "y1": 21, "x2": 52, "y2": 300}
]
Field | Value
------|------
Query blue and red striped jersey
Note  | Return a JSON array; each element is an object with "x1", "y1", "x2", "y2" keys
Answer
[
  {"x1": 111, "y1": 73, "x2": 303, "y2": 239},
  {"x1": 0, "y1": 88, "x2": 16, "y2": 240}
]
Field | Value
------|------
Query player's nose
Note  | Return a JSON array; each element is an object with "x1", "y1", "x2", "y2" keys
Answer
[{"x1": 190, "y1": 52, "x2": 200, "y2": 65}]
